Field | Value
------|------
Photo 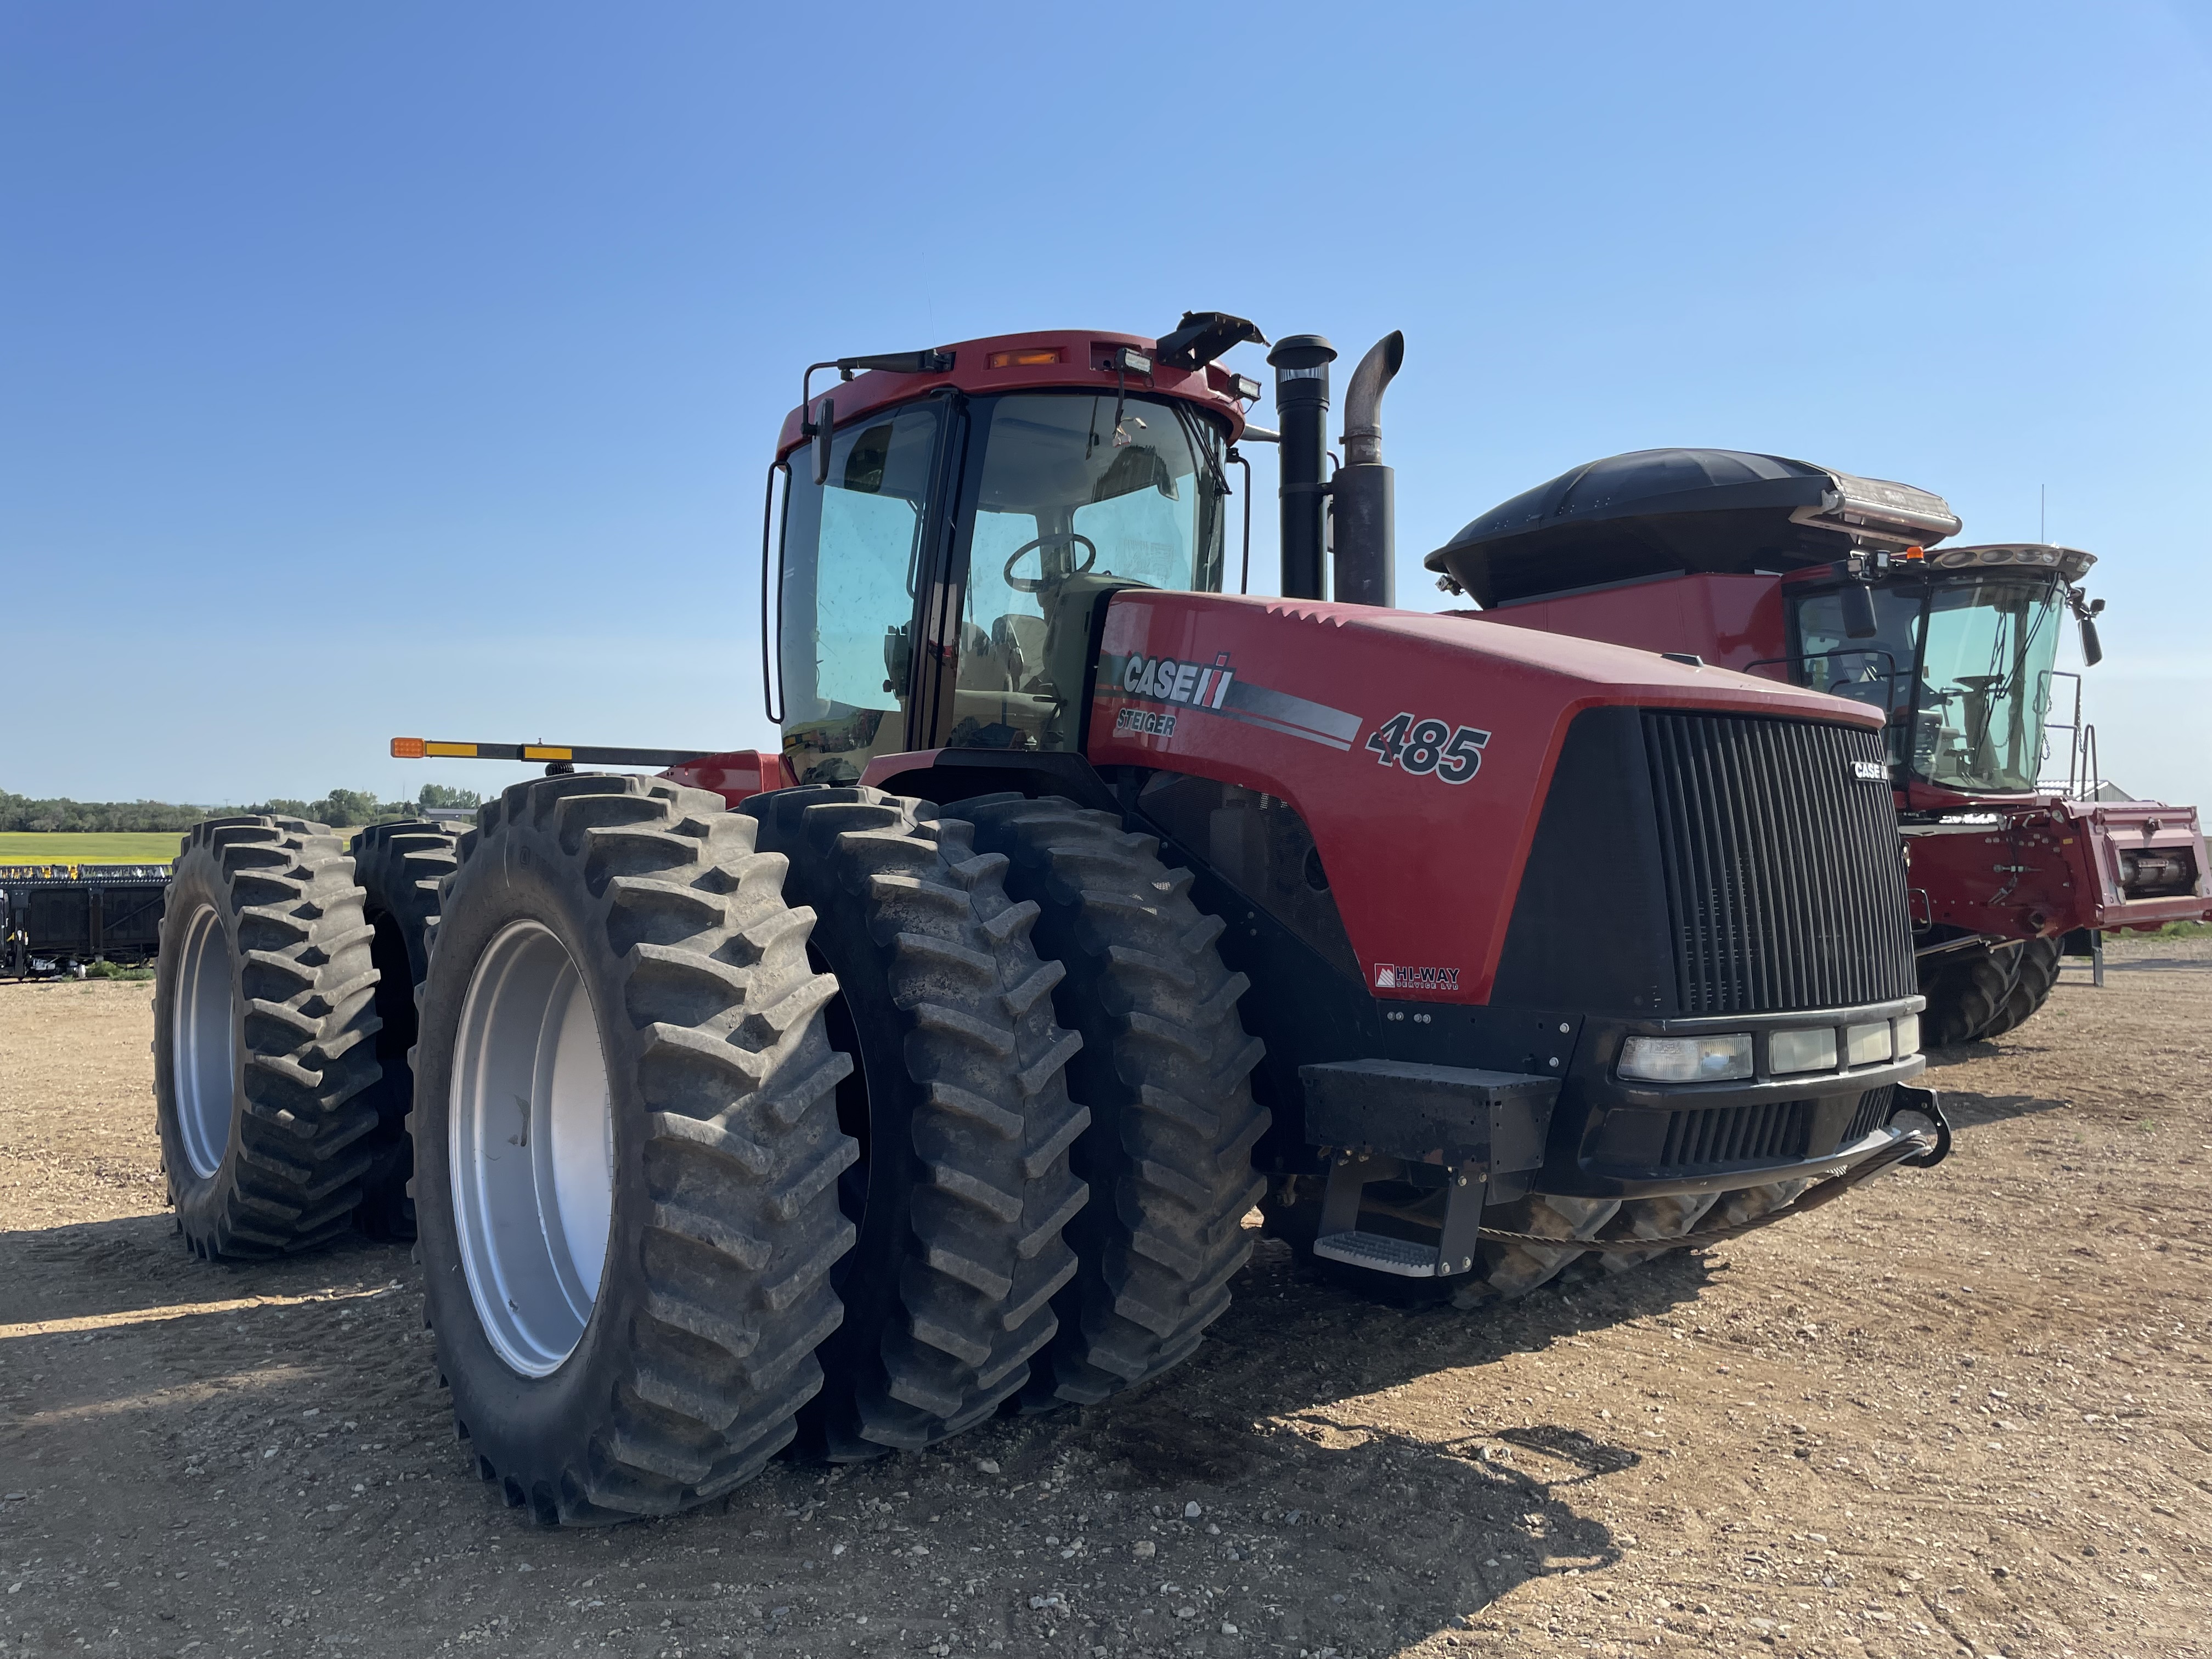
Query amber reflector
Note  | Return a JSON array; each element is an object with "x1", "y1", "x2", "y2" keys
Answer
[
  {"x1": 988, "y1": 347, "x2": 1065, "y2": 369},
  {"x1": 390, "y1": 737, "x2": 426, "y2": 758}
]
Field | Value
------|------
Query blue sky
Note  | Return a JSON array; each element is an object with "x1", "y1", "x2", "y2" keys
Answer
[{"x1": 5, "y1": 1, "x2": 2209, "y2": 808}]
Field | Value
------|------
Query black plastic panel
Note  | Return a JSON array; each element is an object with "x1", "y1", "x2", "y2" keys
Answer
[{"x1": 1643, "y1": 711, "x2": 1917, "y2": 1015}]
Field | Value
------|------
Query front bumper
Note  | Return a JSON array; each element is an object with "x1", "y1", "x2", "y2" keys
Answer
[{"x1": 1537, "y1": 995, "x2": 1930, "y2": 1199}]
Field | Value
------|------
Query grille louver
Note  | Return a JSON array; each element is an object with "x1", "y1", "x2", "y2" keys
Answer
[
  {"x1": 1643, "y1": 713, "x2": 1916, "y2": 1015},
  {"x1": 1658, "y1": 1098, "x2": 1814, "y2": 1166},
  {"x1": 1844, "y1": 1085, "x2": 1895, "y2": 1145}
]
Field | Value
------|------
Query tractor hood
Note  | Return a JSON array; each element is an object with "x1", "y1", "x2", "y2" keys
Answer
[{"x1": 1086, "y1": 591, "x2": 1893, "y2": 1005}]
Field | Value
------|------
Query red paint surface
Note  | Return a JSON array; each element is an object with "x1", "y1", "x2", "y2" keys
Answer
[
  {"x1": 1085, "y1": 590, "x2": 1877, "y2": 1005},
  {"x1": 1453, "y1": 573, "x2": 1790, "y2": 676},
  {"x1": 1907, "y1": 799, "x2": 2212, "y2": 936},
  {"x1": 659, "y1": 749, "x2": 793, "y2": 810},
  {"x1": 774, "y1": 330, "x2": 1251, "y2": 459}
]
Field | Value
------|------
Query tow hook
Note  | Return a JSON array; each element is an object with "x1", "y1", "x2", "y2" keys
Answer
[{"x1": 1887, "y1": 1085, "x2": 1952, "y2": 1168}]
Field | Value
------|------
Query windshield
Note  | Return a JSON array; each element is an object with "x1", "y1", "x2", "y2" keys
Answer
[
  {"x1": 951, "y1": 392, "x2": 1227, "y2": 752},
  {"x1": 1792, "y1": 575, "x2": 2066, "y2": 793}
]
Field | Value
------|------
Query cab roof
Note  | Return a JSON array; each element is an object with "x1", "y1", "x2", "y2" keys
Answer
[{"x1": 774, "y1": 329, "x2": 1253, "y2": 459}]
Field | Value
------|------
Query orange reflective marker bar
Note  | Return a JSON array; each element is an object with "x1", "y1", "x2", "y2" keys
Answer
[
  {"x1": 521, "y1": 746, "x2": 574, "y2": 762},
  {"x1": 988, "y1": 347, "x2": 1065, "y2": 369},
  {"x1": 424, "y1": 742, "x2": 480, "y2": 758},
  {"x1": 390, "y1": 737, "x2": 427, "y2": 758}
]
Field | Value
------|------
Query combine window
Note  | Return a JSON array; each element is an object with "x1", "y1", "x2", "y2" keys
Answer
[{"x1": 1790, "y1": 575, "x2": 2065, "y2": 794}]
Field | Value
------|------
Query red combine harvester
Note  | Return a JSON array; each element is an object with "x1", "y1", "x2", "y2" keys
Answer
[
  {"x1": 155, "y1": 321, "x2": 1946, "y2": 1523},
  {"x1": 1426, "y1": 450, "x2": 2212, "y2": 1044}
]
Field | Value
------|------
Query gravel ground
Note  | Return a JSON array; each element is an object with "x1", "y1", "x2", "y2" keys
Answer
[{"x1": 1, "y1": 941, "x2": 2207, "y2": 1659}]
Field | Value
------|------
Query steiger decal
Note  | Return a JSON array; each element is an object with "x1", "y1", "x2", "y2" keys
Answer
[{"x1": 1098, "y1": 647, "x2": 1364, "y2": 752}]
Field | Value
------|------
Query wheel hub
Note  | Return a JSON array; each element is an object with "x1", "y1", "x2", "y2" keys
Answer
[
  {"x1": 449, "y1": 920, "x2": 614, "y2": 1377},
  {"x1": 172, "y1": 903, "x2": 236, "y2": 1179}
]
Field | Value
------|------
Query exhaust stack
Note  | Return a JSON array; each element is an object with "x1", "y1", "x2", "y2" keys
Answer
[
  {"x1": 1268, "y1": 334, "x2": 1336, "y2": 600},
  {"x1": 1332, "y1": 331, "x2": 1403, "y2": 607}
]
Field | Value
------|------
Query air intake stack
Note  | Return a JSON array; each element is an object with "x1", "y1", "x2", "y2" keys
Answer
[{"x1": 1268, "y1": 335, "x2": 1336, "y2": 600}]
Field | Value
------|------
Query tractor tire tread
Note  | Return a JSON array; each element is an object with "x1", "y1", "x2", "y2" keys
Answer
[
  {"x1": 348, "y1": 818, "x2": 462, "y2": 1239},
  {"x1": 1976, "y1": 935, "x2": 2063, "y2": 1039},
  {"x1": 743, "y1": 786, "x2": 1088, "y2": 1458},
  {"x1": 155, "y1": 816, "x2": 386, "y2": 1260},
  {"x1": 950, "y1": 793, "x2": 1269, "y2": 1408},
  {"x1": 413, "y1": 774, "x2": 853, "y2": 1525}
]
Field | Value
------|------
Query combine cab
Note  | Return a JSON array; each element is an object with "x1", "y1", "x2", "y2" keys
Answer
[
  {"x1": 1431, "y1": 448, "x2": 2212, "y2": 1043},
  {"x1": 154, "y1": 325, "x2": 1947, "y2": 1523}
]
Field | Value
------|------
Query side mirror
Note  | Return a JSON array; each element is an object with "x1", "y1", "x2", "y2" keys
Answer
[
  {"x1": 812, "y1": 397, "x2": 835, "y2": 486},
  {"x1": 1841, "y1": 580, "x2": 1880, "y2": 640},
  {"x1": 2080, "y1": 616, "x2": 2103, "y2": 667}
]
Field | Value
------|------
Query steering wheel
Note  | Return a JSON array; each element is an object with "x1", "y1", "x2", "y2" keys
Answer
[{"x1": 1002, "y1": 532, "x2": 1097, "y2": 594}]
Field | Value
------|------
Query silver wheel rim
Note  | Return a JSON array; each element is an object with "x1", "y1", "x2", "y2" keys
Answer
[
  {"x1": 450, "y1": 919, "x2": 616, "y2": 1378},
  {"x1": 172, "y1": 903, "x2": 236, "y2": 1178}
]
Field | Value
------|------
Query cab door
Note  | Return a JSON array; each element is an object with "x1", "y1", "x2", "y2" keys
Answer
[{"x1": 775, "y1": 399, "x2": 956, "y2": 784}]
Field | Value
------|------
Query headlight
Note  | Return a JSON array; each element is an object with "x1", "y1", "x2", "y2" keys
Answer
[
  {"x1": 1893, "y1": 1013, "x2": 1921, "y2": 1057},
  {"x1": 1845, "y1": 1020, "x2": 1893, "y2": 1066},
  {"x1": 1769, "y1": 1026, "x2": 1838, "y2": 1075},
  {"x1": 1620, "y1": 1034, "x2": 1753, "y2": 1083}
]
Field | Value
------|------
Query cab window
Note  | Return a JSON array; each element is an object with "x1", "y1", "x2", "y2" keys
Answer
[
  {"x1": 950, "y1": 393, "x2": 1224, "y2": 753},
  {"x1": 777, "y1": 404, "x2": 944, "y2": 783}
]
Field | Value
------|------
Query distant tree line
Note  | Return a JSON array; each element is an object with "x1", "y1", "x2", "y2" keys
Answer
[{"x1": 0, "y1": 783, "x2": 481, "y2": 833}]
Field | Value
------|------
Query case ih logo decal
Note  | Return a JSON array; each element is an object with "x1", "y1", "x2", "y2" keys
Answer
[
  {"x1": 1852, "y1": 759, "x2": 1888, "y2": 782},
  {"x1": 1374, "y1": 963, "x2": 1460, "y2": 991},
  {"x1": 1100, "y1": 650, "x2": 1364, "y2": 752},
  {"x1": 1364, "y1": 712, "x2": 1490, "y2": 784},
  {"x1": 1122, "y1": 650, "x2": 1237, "y2": 709}
]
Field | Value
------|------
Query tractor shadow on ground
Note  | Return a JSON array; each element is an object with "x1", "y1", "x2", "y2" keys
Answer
[
  {"x1": 2, "y1": 1207, "x2": 1643, "y2": 1655},
  {"x1": 968, "y1": 1237, "x2": 1709, "y2": 1650},
  {"x1": 0, "y1": 1211, "x2": 409, "y2": 1330},
  {"x1": 1925, "y1": 1083, "x2": 2075, "y2": 1127}
]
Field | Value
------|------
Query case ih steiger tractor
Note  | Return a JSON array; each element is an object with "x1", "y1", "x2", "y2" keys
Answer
[
  {"x1": 1431, "y1": 449, "x2": 2212, "y2": 1046},
  {"x1": 154, "y1": 318, "x2": 1946, "y2": 1525}
]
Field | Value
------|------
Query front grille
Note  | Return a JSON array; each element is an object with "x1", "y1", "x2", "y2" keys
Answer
[
  {"x1": 1842, "y1": 1085, "x2": 1894, "y2": 1146},
  {"x1": 1657, "y1": 1098, "x2": 1814, "y2": 1166},
  {"x1": 1643, "y1": 713, "x2": 1916, "y2": 1015}
]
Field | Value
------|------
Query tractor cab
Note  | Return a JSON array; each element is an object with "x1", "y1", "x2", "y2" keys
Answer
[{"x1": 768, "y1": 328, "x2": 1255, "y2": 786}]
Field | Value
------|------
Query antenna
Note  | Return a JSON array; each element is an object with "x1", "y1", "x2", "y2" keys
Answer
[{"x1": 2040, "y1": 483, "x2": 2046, "y2": 544}]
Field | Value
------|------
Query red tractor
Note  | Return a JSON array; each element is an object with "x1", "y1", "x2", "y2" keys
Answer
[
  {"x1": 154, "y1": 320, "x2": 1945, "y2": 1524},
  {"x1": 1430, "y1": 449, "x2": 2212, "y2": 1045}
]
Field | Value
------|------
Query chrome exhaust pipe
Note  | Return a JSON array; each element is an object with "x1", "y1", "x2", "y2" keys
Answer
[{"x1": 1333, "y1": 331, "x2": 1403, "y2": 606}]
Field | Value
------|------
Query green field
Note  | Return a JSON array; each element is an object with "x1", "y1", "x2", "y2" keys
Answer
[{"x1": 0, "y1": 832, "x2": 183, "y2": 866}]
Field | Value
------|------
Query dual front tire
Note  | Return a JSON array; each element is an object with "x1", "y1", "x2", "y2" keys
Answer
[{"x1": 1919, "y1": 934, "x2": 2064, "y2": 1046}]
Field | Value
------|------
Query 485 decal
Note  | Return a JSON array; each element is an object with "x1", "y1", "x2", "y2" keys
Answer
[{"x1": 1364, "y1": 713, "x2": 1489, "y2": 783}]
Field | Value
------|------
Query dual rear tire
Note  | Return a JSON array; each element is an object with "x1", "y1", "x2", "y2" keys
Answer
[
  {"x1": 154, "y1": 816, "x2": 386, "y2": 1259},
  {"x1": 155, "y1": 778, "x2": 1267, "y2": 1521}
]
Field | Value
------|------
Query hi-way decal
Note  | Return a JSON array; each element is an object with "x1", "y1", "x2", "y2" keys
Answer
[
  {"x1": 1374, "y1": 963, "x2": 1460, "y2": 991},
  {"x1": 1099, "y1": 649, "x2": 1364, "y2": 752}
]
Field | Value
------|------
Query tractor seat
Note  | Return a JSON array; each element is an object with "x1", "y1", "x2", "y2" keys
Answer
[{"x1": 991, "y1": 613, "x2": 1052, "y2": 695}]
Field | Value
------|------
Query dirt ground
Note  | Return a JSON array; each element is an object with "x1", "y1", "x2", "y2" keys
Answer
[{"x1": 2, "y1": 944, "x2": 2207, "y2": 1659}]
